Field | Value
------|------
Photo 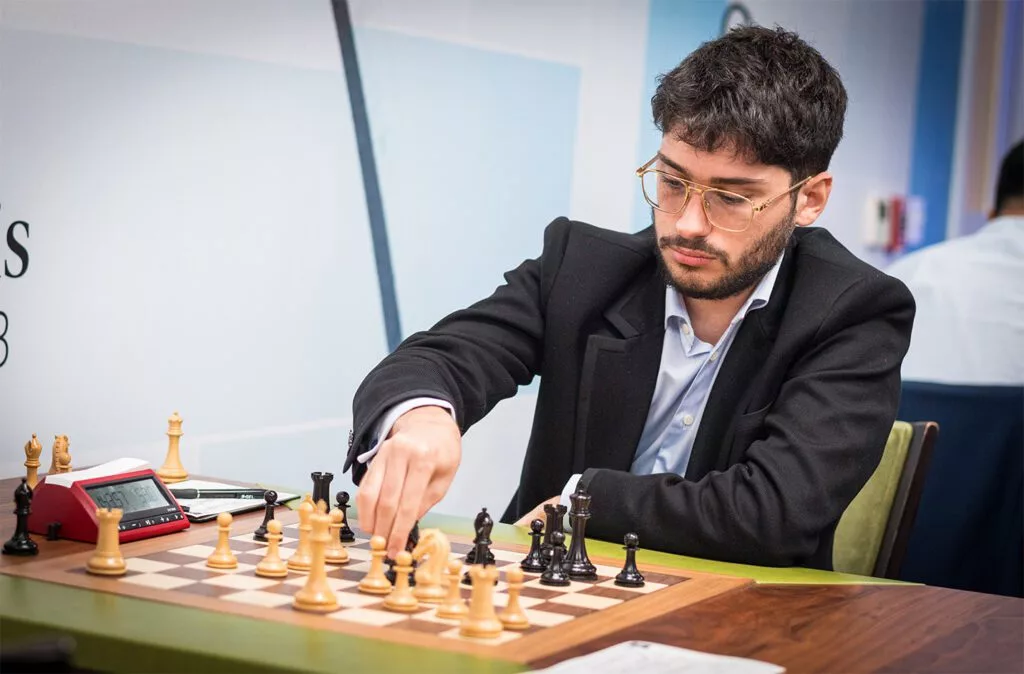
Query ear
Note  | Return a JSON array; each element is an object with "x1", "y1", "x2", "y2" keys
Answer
[{"x1": 794, "y1": 172, "x2": 832, "y2": 227}]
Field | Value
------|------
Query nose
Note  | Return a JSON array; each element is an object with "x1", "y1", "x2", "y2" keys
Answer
[{"x1": 673, "y1": 193, "x2": 713, "y2": 239}]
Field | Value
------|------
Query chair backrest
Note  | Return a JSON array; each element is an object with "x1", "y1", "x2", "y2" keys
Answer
[
  {"x1": 833, "y1": 420, "x2": 937, "y2": 578},
  {"x1": 898, "y1": 381, "x2": 1024, "y2": 597}
]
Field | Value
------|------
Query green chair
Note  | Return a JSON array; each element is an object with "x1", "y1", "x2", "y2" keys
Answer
[{"x1": 833, "y1": 421, "x2": 938, "y2": 578}]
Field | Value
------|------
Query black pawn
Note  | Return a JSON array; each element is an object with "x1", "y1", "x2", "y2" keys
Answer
[
  {"x1": 252, "y1": 490, "x2": 278, "y2": 542},
  {"x1": 539, "y1": 531, "x2": 570, "y2": 586},
  {"x1": 3, "y1": 478, "x2": 39, "y2": 556},
  {"x1": 520, "y1": 518, "x2": 546, "y2": 572},
  {"x1": 614, "y1": 532, "x2": 645, "y2": 587},
  {"x1": 335, "y1": 491, "x2": 355, "y2": 542}
]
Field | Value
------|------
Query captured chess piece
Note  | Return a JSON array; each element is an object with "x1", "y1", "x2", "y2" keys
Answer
[
  {"x1": 324, "y1": 509, "x2": 349, "y2": 564},
  {"x1": 520, "y1": 518, "x2": 547, "y2": 572},
  {"x1": 562, "y1": 486, "x2": 597, "y2": 580},
  {"x1": 49, "y1": 434, "x2": 72, "y2": 474},
  {"x1": 460, "y1": 563, "x2": 503, "y2": 639},
  {"x1": 540, "y1": 531, "x2": 570, "y2": 586},
  {"x1": 293, "y1": 512, "x2": 339, "y2": 613},
  {"x1": 358, "y1": 535, "x2": 392, "y2": 595},
  {"x1": 24, "y1": 434, "x2": 42, "y2": 490},
  {"x1": 253, "y1": 490, "x2": 278, "y2": 542},
  {"x1": 383, "y1": 551, "x2": 419, "y2": 613},
  {"x1": 206, "y1": 512, "x2": 238, "y2": 569},
  {"x1": 614, "y1": 532, "x2": 646, "y2": 587},
  {"x1": 86, "y1": 508, "x2": 126, "y2": 576},
  {"x1": 499, "y1": 567, "x2": 530, "y2": 630},
  {"x1": 255, "y1": 520, "x2": 288, "y2": 578},
  {"x1": 435, "y1": 559, "x2": 469, "y2": 620},
  {"x1": 157, "y1": 412, "x2": 188, "y2": 483},
  {"x1": 3, "y1": 478, "x2": 39, "y2": 556},
  {"x1": 311, "y1": 471, "x2": 334, "y2": 510},
  {"x1": 288, "y1": 499, "x2": 315, "y2": 572},
  {"x1": 335, "y1": 491, "x2": 355, "y2": 543}
]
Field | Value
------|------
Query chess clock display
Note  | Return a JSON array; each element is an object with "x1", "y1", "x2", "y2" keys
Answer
[{"x1": 27, "y1": 468, "x2": 189, "y2": 544}]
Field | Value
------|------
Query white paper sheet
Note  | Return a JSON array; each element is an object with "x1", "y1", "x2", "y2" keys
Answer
[
  {"x1": 172, "y1": 479, "x2": 298, "y2": 522},
  {"x1": 529, "y1": 641, "x2": 785, "y2": 674}
]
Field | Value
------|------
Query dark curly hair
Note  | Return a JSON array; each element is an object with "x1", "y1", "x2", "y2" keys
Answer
[{"x1": 651, "y1": 25, "x2": 847, "y2": 182}]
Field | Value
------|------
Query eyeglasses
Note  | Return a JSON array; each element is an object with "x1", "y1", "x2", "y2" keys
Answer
[{"x1": 636, "y1": 156, "x2": 812, "y2": 233}]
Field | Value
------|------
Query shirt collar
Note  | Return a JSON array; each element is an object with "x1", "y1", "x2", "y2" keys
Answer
[{"x1": 664, "y1": 252, "x2": 784, "y2": 330}]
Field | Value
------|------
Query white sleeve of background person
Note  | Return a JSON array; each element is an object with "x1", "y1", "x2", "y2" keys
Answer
[{"x1": 356, "y1": 398, "x2": 456, "y2": 463}]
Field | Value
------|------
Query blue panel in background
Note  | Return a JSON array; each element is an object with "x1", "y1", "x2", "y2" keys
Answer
[
  {"x1": 907, "y1": 0, "x2": 965, "y2": 251},
  {"x1": 633, "y1": 0, "x2": 726, "y2": 231},
  {"x1": 355, "y1": 28, "x2": 580, "y2": 338}
]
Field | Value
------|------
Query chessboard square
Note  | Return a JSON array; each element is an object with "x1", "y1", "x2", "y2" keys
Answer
[
  {"x1": 523, "y1": 609, "x2": 575, "y2": 627},
  {"x1": 344, "y1": 546, "x2": 371, "y2": 562},
  {"x1": 438, "y1": 626, "x2": 522, "y2": 645},
  {"x1": 169, "y1": 544, "x2": 217, "y2": 558},
  {"x1": 339, "y1": 560, "x2": 371, "y2": 574},
  {"x1": 242, "y1": 546, "x2": 296, "y2": 561},
  {"x1": 138, "y1": 551, "x2": 202, "y2": 566},
  {"x1": 202, "y1": 574, "x2": 280, "y2": 591},
  {"x1": 124, "y1": 558, "x2": 179, "y2": 574},
  {"x1": 591, "y1": 564, "x2": 622, "y2": 577},
  {"x1": 283, "y1": 576, "x2": 356, "y2": 592},
  {"x1": 333, "y1": 591, "x2": 386, "y2": 609},
  {"x1": 231, "y1": 534, "x2": 266, "y2": 543},
  {"x1": 489, "y1": 549, "x2": 524, "y2": 563},
  {"x1": 183, "y1": 560, "x2": 256, "y2": 574},
  {"x1": 329, "y1": 607, "x2": 410, "y2": 627},
  {"x1": 578, "y1": 585, "x2": 641, "y2": 602},
  {"x1": 226, "y1": 540, "x2": 268, "y2": 553},
  {"x1": 547, "y1": 592, "x2": 623, "y2": 610},
  {"x1": 400, "y1": 619, "x2": 456, "y2": 635},
  {"x1": 120, "y1": 573, "x2": 198, "y2": 590},
  {"x1": 522, "y1": 578, "x2": 590, "y2": 593},
  {"x1": 221, "y1": 589, "x2": 295, "y2": 608},
  {"x1": 490, "y1": 592, "x2": 547, "y2": 609},
  {"x1": 595, "y1": 578, "x2": 667, "y2": 594},
  {"x1": 409, "y1": 611, "x2": 462, "y2": 627}
]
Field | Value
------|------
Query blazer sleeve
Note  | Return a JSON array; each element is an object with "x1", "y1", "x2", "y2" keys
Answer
[
  {"x1": 344, "y1": 217, "x2": 573, "y2": 483},
  {"x1": 579, "y1": 272, "x2": 916, "y2": 567}
]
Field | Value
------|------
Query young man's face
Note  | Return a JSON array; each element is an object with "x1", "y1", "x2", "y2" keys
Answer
[{"x1": 651, "y1": 135, "x2": 803, "y2": 300}]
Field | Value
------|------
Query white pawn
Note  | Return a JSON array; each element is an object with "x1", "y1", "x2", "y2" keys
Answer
[
  {"x1": 255, "y1": 520, "x2": 288, "y2": 578},
  {"x1": 206, "y1": 512, "x2": 237, "y2": 569}
]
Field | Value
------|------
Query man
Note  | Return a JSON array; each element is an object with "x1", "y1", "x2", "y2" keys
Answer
[
  {"x1": 886, "y1": 140, "x2": 1023, "y2": 385},
  {"x1": 345, "y1": 26, "x2": 915, "y2": 569}
]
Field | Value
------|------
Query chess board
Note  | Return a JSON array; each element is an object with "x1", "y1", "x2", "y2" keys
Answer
[{"x1": 0, "y1": 511, "x2": 751, "y2": 663}]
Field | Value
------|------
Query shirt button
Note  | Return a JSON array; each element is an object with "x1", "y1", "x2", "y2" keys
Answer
[
  {"x1": 710, "y1": 351, "x2": 719, "y2": 361},
  {"x1": 682, "y1": 324, "x2": 692, "y2": 335},
  {"x1": 683, "y1": 414, "x2": 695, "y2": 426}
]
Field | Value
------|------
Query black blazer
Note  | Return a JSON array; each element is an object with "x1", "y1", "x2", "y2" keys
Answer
[{"x1": 346, "y1": 218, "x2": 915, "y2": 569}]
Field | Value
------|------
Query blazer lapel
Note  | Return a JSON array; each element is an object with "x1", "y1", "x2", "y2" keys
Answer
[{"x1": 574, "y1": 267, "x2": 666, "y2": 473}]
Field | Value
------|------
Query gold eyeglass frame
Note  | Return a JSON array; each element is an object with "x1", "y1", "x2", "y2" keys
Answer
[{"x1": 636, "y1": 155, "x2": 813, "y2": 232}]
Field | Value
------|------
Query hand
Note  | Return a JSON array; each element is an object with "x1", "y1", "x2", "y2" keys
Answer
[
  {"x1": 357, "y1": 406, "x2": 462, "y2": 558},
  {"x1": 514, "y1": 495, "x2": 560, "y2": 527}
]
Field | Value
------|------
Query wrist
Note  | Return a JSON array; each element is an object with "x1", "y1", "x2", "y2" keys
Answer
[{"x1": 391, "y1": 405, "x2": 456, "y2": 436}]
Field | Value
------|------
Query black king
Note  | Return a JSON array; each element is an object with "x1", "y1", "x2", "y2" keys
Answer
[{"x1": 562, "y1": 485, "x2": 597, "y2": 580}]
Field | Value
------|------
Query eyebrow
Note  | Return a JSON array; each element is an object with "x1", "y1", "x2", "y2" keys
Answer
[{"x1": 656, "y1": 152, "x2": 768, "y2": 188}]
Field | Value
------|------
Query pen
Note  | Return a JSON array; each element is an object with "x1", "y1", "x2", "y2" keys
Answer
[{"x1": 170, "y1": 488, "x2": 268, "y2": 500}]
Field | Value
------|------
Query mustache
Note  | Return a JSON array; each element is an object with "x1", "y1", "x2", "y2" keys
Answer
[{"x1": 657, "y1": 235, "x2": 727, "y2": 262}]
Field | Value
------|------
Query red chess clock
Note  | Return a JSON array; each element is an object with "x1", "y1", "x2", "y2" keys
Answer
[{"x1": 28, "y1": 468, "x2": 189, "y2": 544}]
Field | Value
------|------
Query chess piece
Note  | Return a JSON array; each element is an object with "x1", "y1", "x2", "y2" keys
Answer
[
  {"x1": 255, "y1": 520, "x2": 288, "y2": 578},
  {"x1": 335, "y1": 491, "x2": 355, "y2": 542},
  {"x1": 435, "y1": 559, "x2": 469, "y2": 620},
  {"x1": 412, "y1": 528, "x2": 449, "y2": 603},
  {"x1": 3, "y1": 479, "x2": 39, "y2": 556},
  {"x1": 359, "y1": 535, "x2": 392, "y2": 594},
  {"x1": 48, "y1": 435, "x2": 72, "y2": 474},
  {"x1": 385, "y1": 523, "x2": 420, "y2": 586},
  {"x1": 324, "y1": 509, "x2": 349, "y2": 564},
  {"x1": 253, "y1": 490, "x2": 277, "y2": 542},
  {"x1": 541, "y1": 503, "x2": 567, "y2": 564},
  {"x1": 540, "y1": 531, "x2": 570, "y2": 586},
  {"x1": 614, "y1": 532, "x2": 646, "y2": 587},
  {"x1": 562, "y1": 486, "x2": 597, "y2": 580},
  {"x1": 293, "y1": 512, "x2": 339, "y2": 612},
  {"x1": 23, "y1": 435, "x2": 42, "y2": 490},
  {"x1": 311, "y1": 471, "x2": 334, "y2": 510},
  {"x1": 206, "y1": 512, "x2": 238, "y2": 569},
  {"x1": 86, "y1": 508, "x2": 126, "y2": 575},
  {"x1": 520, "y1": 518, "x2": 547, "y2": 572},
  {"x1": 301, "y1": 493, "x2": 315, "y2": 510},
  {"x1": 463, "y1": 509, "x2": 495, "y2": 586},
  {"x1": 383, "y1": 551, "x2": 419, "y2": 612},
  {"x1": 499, "y1": 567, "x2": 530, "y2": 630},
  {"x1": 287, "y1": 499, "x2": 315, "y2": 572},
  {"x1": 157, "y1": 412, "x2": 188, "y2": 483},
  {"x1": 460, "y1": 563, "x2": 502, "y2": 639}
]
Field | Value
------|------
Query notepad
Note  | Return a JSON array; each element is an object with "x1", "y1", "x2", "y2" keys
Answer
[{"x1": 169, "y1": 479, "x2": 299, "y2": 522}]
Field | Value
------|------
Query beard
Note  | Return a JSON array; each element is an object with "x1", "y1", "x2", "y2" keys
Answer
[{"x1": 654, "y1": 210, "x2": 796, "y2": 300}]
